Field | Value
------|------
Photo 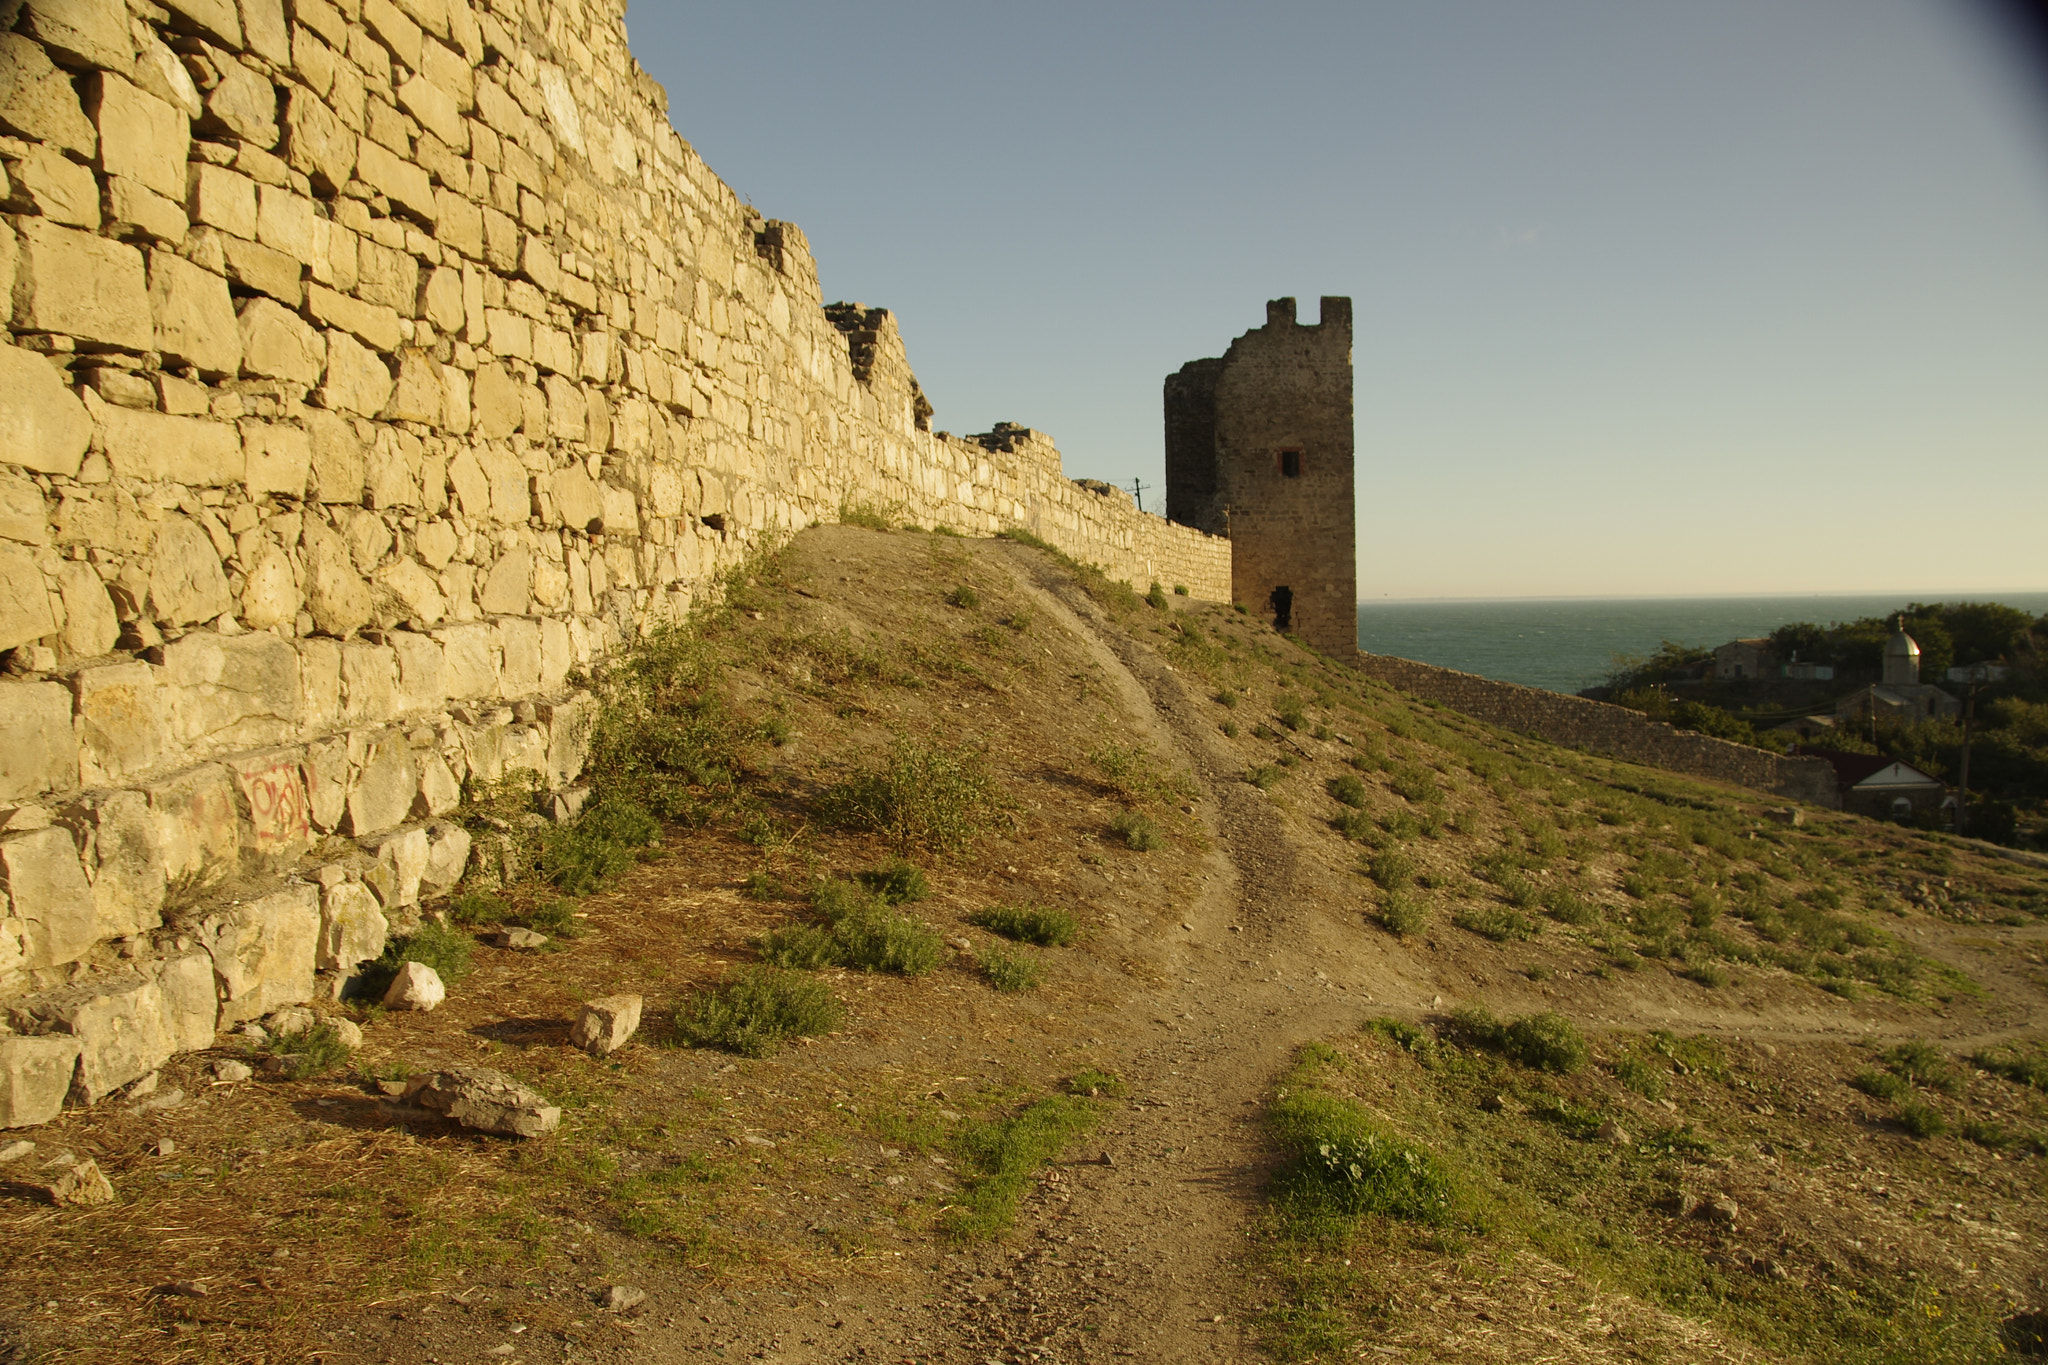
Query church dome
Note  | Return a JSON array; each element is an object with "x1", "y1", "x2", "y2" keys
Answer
[{"x1": 1882, "y1": 617, "x2": 1921, "y2": 686}]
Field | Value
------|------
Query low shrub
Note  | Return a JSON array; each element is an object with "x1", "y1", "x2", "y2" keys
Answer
[
  {"x1": 1270, "y1": 1063, "x2": 1458, "y2": 1233},
  {"x1": 1894, "y1": 1097, "x2": 1948, "y2": 1139},
  {"x1": 1146, "y1": 582, "x2": 1170, "y2": 610},
  {"x1": 1972, "y1": 1042, "x2": 2048, "y2": 1090},
  {"x1": 1364, "y1": 1017, "x2": 1436, "y2": 1057},
  {"x1": 1173, "y1": 584, "x2": 1190, "y2": 596},
  {"x1": 1367, "y1": 850, "x2": 1415, "y2": 891},
  {"x1": 1328, "y1": 775, "x2": 1368, "y2": 808},
  {"x1": 266, "y1": 1021, "x2": 354, "y2": 1081},
  {"x1": 351, "y1": 920, "x2": 474, "y2": 1001},
  {"x1": 1108, "y1": 810, "x2": 1163, "y2": 851},
  {"x1": 834, "y1": 907, "x2": 944, "y2": 975},
  {"x1": 1541, "y1": 887, "x2": 1598, "y2": 926},
  {"x1": 1334, "y1": 810, "x2": 1379, "y2": 843},
  {"x1": 946, "y1": 584, "x2": 981, "y2": 610},
  {"x1": 1882, "y1": 1040, "x2": 1962, "y2": 1094},
  {"x1": 1452, "y1": 1008, "x2": 1588, "y2": 1073},
  {"x1": 450, "y1": 891, "x2": 509, "y2": 926},
  {"x1": 523, "y1": 897, "x2": 583, "y2": 938},
  {"x1": 1247, "y1": 765, "x2": 1284, "y2": 791},
  {"x1": 1217, "y1": 688, "x2": 1240, "y2": 709},
  {"x1": 1378, "y1": 891, "x2": 1429, "y2": 938},
  {"x1": 854, "y1": 858, "x2": 929, "y2": 904},
  {"x1": 1276, "y1": 699, "x2": 1308, "y2": 732},
  {"x1": 758, "y1": 922, "x2": 843, "y2": 970},
  {"x1": 674, "y1": 966, "x2": 842, "y2": 1056},
  {"x1": 1453, "y1": 907, "x2": 1540, "y2": 942},
  {"x1": 977, "y1": 941, "x2": 1045, "y2": 993},
  {"x1": 539, "y1": 798, "x2": 660, "y2": 896},
  {"x1": 1615, "y1": 1055, "x2": 1667, "y2": 1100},
  {"x1": 1389, "y1": 766, "x2": 1440, "y2": 804},
  {"x1": 822, "y1": 737, "x2": 1006, "y2": 855},
  {"x1": 969, "y1": 903, "x2": 1078, "y2": 947},
  {"x1": 1853, "y1": 1069, "x2": 1908, "y2": 1101}
]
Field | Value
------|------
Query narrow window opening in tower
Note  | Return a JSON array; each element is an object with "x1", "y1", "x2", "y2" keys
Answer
[
  {"x1": 1278, "y1": 449, "x2": 1303, "y2": 478},
  {"x1": 1269, "y1": 585, "x2": 1293, "y2": 631}
]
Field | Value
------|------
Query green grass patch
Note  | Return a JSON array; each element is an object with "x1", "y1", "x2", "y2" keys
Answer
[
  {"x1": 1377, "y1": 891, "x2": 1429, "y2": 938},
  {"x1": 1453, "y1": 906, "x2": 1541, "y2": 942},
  {"x1": 946, "y1": 1092, "x2": 1103, "y2": 1238},
  {"x1": 821, "y1": 736, "x2": 1007, "y2": 855},
  {"x1": 1328, "y1": 775, "x2": 1368, "y2": 808},
  {"x1": 1108, "y1": 810, "x2": 1163, "y2": 851}
]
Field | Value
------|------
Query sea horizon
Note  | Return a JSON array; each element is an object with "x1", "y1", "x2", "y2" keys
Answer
[{"x1": 1353, "y1": 590, "x2": 2048, "y2": 695}]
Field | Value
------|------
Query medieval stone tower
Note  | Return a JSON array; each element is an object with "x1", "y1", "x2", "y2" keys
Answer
[{"x1": 1164, "y1": 298, "x2": 1357, "y2": 656}]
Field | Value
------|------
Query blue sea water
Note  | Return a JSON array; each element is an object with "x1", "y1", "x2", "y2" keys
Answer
[{"x1": 1354, "y1": 593, "x2": 2048, "y2": 696}]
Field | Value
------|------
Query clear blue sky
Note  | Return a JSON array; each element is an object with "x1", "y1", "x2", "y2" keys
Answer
[{"x1": 625, "y1": 1, "x2": 2048, "y2": 600}]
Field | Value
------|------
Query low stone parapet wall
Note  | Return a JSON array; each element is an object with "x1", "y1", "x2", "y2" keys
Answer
[{"x1": 1351, "y1": 652, "x2": 1841, "y2": 807}]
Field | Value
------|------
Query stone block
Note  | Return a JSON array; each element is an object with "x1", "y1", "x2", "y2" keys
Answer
[
  {"x1": 189, "y1": 163, "x2": 257, "y2": 238},
  {"x1": 302, "y1": 736, "x2": 347, "y2": 832},
  {"x1": 149, "y1": 251, "x2": 243, "y2": 377},
  {"x1": 472, "y1": 362, "x2": 522, "y2": 440},
  {"x1": 479, "y1": 546, "x2": 531, "y2": 615},
  {"x1": 433, "y1": 621, "x2": 496, "y2": 698},
  {"x1": 361, "y1": 0, "x2": 425, "y2": 70},
  {"x1": 54, "y1": 560, "x2": 119, "y2": 658},
  {"x1": 26, "y1": 973, "x2": 176, "y2": 1102},
  {"x1": 569, "y1": 994, "x2": 641, "y2": 1056},
  {"x1": 144, "y1": 763, "x2": 238, "y2": 881},
  {"x1": 356, "y1": 238, "x2": 420, "y2": 316},
  {"x1": 0, "y1": 542, "x2": 58, "y2": 653},
  {"x1": 381, "y1": 959, "x2": 443, "y2": 1011},
  {"x1": 225, "y1": 749, "x2": 312, "y2": 857},
  {"x1": 239, "y1": 0, "x2": 290, "y2": 65},
  {"x1": 346, "y1": 733, "x2": 416, "y2": 836},
  {"x1": 203, "y1": 882, "x2": 319, "y2": 1026},
  {"x1": 146, "y1": 515, "x2": 235, "y2": 626},
  {"x1": 221, "y1": 232, "x2": 304, "y2": 305},
  {"x1": 101, "y1": 404, "x2": 244, "y2": 486},
  {"x1": 154, "y1": 950, "x2": 218, "y2": 1052},
  {"x1": 0, "y1": 1034, "x2": 81, "y2": 1129},
  {"x1": 305, "y1": 409, "x2": 365, "y2": 504},
  {"x1": 162, "y1": 0, "x2": 244, "y2": 47},
  {"x1": 498, "y1": 616, "x2": 540, "y2": 694},
  {"x1": 364, "y1": 824, "x2": 428, "y2": 909},
  {"x1": 317, "y1": 878, "x2": 387, "y2": 971},
  {"x1": 415, "y1": 750, "x2": 459, "y2": 818},
  {"x1": 89, "y1": 74, "x2": 188, "y2": 201},
  {"x1": 421, "y1": 819, "x2": 469, "y2": 893},
  {"x1": 354, "y1": 139, "x2": 436, "y2": 226},
  {"x1": 544, "y1": 692, "x2": 595, "y2": 788},
  {"x1": 8, "y1": 146, "x2": 99, "y2": 227},
  {"x1": 301, "y1": 517, "x2": 373, "y2": 636},
  {"x1": 238, "y1": 538, "x2": 299, "y2": 631},
  {"x1": 339, "y1": 638, "x2": 397, "y2": 723},
  {"x1": 0, "y1": 682, "x2": 76, "y2": 803},
  {"x1": 162, "y1": 631, "x2": 302, "y2": 754},
  {"x1": 19, "y1": 0, "x2": 133, "y2": 71},
  {"x1": 0, "y1": 827, "x2": 92, "y2": 971},
  {"x1": 400, "y1": 1065, "x2": 561, "y2": 1137},
  {"x1": 320, "y1": 330, "x2": 395, "y2": 417},
  {"x1": 0, "y1": 344, "x2": 92, "y2": 478},
  {"x1": 203, "y1": 59, "x2": 277, "y2": 147},
  {"x1": 242, "y1": 421, "x2": 312, "y2": 498},
  {"x1": 11, "y1": 220, "x2": 152, "y2": 351},
  {"x1": 550, "y1": 468, "x2": 604, "y2": 533},
  {"x1": 390, "y1": 628, "x2": 445, "y2": 709},
  {"x1": 73, "y1": 660, "x2": 165, "y2": 787},
  {"x1": 386, "y1": 352, "x2": 442, "y2": 424},
  {"x1": 283, "y1": 87, "x2": 356, "y2": 194},
  {"x1": 307, "y1": 285, "x2": 400, "y2": 354},
  {"x1": 237, "y1": 298, "x2": 323, "y2": 386},
  {"x1": 63, "y1": 788, "x2": 164, "y2": 939},
  {"x1": 0, "y1": 34, "x2": 99, "y2": 157},
  {"x1": 0, "y1": 468, "x2": 50, "y2": 547}
]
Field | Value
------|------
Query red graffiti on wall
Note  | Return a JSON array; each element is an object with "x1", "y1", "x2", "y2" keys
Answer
[{"x1": 237, "y1": 763, "x2": 309, "y2": 851}]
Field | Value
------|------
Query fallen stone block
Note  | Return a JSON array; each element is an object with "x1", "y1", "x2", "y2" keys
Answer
[
  {"x1": 211, "y1": 1059, "x2": 252, "y2": 1083},
  {"x1": 488, "y1": 927, "x2": 547, "y2": 950},
  {"x1": 601, "y1": 1284, "x2": 646, "y2": 1313},
  {"x1": 569, "y1": 994, "x2": 642, "y2": 1057},
  {"x1": 21, "y1": 974, "x2": 177, "y2": 1104},
  {"x1": 317, "y1": 879, "x2": 388, "y2": 972},
  {"x1": 399, "y1": 1066, "x2": 560, "y2": 1138},
  {"x1": 381, "y1": 959, "x2": 444, "y2": 1011},
  {"x1": 203, "y1": 883, "x2": 320, "y2": 1026},
  {"x1": 0, "y1": 1034, "x2": 82, "y2": 1129},
  {"x1": 45, "y1": 1157, "x2": 115, "y2": 1206}
]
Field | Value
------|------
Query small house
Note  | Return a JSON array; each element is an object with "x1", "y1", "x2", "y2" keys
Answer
[
  {"x1": 1797, "y1": 750, "x2": 1951, "y2": 822},
  {"x1": 1713, "y1": 638, "x2": 1776, "y2": 682}
]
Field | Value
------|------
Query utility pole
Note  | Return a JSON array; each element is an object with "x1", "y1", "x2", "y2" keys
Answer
[
  {"x1": 1127, "y1": 478, "x2": 1149, "y2": 513},
  {"x1": 1957, "y1": 667, "x2": 1982, "y2": 836}
]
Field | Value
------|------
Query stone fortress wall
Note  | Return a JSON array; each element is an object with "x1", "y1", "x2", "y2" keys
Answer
[
  {"x1": 1349, "y1": 653, "x2": 1843, "y2": 807},
  {"x1": 0, "y1": 0, "x2": 1227, "y2": 1125}
]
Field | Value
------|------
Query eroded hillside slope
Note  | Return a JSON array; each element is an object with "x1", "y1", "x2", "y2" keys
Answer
[{"x1": 4, "y1": 524, "x2": 2046, "y2": 1365}]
